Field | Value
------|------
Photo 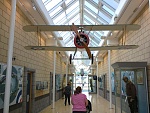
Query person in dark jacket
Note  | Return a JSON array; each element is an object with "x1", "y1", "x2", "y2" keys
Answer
[
  {"x1": 64, "y1": 83, "x2": 71, "y2": 106},
  {"x1": 123, "y1": 76, "x2": 138, "y2": 113}
]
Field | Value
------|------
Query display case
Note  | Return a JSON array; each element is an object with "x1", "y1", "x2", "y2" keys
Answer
[{"x1": 112, "y1": 62, "x2": 149, "y2": 113}]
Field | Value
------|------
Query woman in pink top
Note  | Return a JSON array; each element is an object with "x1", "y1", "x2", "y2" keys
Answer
[{"x1": 71, "y1": 86, "x2": 88, "y2": 113}]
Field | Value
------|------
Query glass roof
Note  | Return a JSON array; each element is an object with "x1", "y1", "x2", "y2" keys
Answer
[{"x1": 41, "y1": 0, "x2": 122, "y2": 72}]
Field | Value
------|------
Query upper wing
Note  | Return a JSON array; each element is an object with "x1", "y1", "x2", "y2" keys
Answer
[
  {"x1": 24, "y1": 45, "x2": 139, "y2": 51},
  {"x1": 23, "y1": 24, "x2": 141, "y2": 32}
]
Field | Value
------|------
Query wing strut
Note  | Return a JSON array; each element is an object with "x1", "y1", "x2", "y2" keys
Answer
[{"x1": 73, "y1": 47, "x2": 77, "y2": 59}]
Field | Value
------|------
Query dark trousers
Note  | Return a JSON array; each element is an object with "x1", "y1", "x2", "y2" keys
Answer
[
  {"x1": 65, "y1": 94, "x2": 70, "y2": 105},
  {"x1": 127, "y1": 97, "x2": 138, "y2": 113}
]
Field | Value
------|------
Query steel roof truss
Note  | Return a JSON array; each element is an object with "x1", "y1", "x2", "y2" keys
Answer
[
  {"x1": 84, "y1": 9, "x2": 103, "y2": 24},
  {"x1": 84, "y1": 6, "x2": 108, "y2": 23}
]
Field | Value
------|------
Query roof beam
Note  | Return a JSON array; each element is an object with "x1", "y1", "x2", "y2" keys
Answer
[
  {"x1": 65, "y1": 39, "x2": 72, "y2": 45},
  {"x1": 79, "y1": 0, "x2": 84, "y2": 25},
  {"x1": 63, "y1": 8, "x2": 79, "y2": 25},
  {"x1": 84, "y1": 8, "x2": 108, "y2": 24},
  {"x1": 87, "y1": 0, "x2": 113, "y2": 19},
  {"x1": 48, "y1": 0, "x2": 66, "y2": 13},
  {"x1": 52, "y1": 0, "x2": 77, "y2": 19},
  {"x1": 99, "y1": 0, "x2": 115, "y2": 12},
  {"x1": 90, "y1": 39, "x2": 99, "y2": 46},
  {"x1": 89, "y1": 35, "x2": 100, "y2": 45},
  {"x1": 43, "y1": 0, "x2": 53, "y2": 6},
  {"x1": 114, "y1": 0, "x2": 120, "y2": 3}
]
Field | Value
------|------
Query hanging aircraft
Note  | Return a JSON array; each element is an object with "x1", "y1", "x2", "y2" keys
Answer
[{"x1": 23, "y1": 23, "x2": 140, "y2": 64}]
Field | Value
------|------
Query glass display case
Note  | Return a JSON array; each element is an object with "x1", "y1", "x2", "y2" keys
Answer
[{"x1": 112, "y1": 62, "x2": 149, "y2": 113}]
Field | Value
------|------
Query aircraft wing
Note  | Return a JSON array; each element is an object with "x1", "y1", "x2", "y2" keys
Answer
[
  {"x1": 23, "y1": 24, "x2": 141, "y2": 32},
  {"x1": 24, "y1": 45, "x2": 139, "y2": 51}
]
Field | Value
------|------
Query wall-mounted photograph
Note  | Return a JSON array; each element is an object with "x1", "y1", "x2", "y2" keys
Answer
[
  {"x1": 40, "y1": 81, "x2": 44, "y2": 89},
  {"x1": 36, "y1": 81, "x2": 41, "y2": 90},
  {"x1": 56, "y1": 74, "x2": 61, "y2": 90},
  {"x1": 43, "y1": 81, "x2": 48, "y2": 89},
  {"x1": 0, "y1": 63, "x2": 23, "y2": 109},
  {"x1": 137, "y1": 71, "x2": 143, "y2": 84}
]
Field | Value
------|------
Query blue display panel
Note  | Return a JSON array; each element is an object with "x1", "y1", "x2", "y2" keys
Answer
[{"x1": 0, "y1": 63, "x2": 23, "y2": 109}]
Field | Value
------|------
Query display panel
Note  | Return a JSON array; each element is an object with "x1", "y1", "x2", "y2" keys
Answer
[
  {"x1": 55, "y1": 74, "x2": 61, "y2": 90},
  {"x1": 121, "y1": 71, "x2": 134, "y2": 96},
  {"x1": 36, "y1": 81, "x2": 48, "y2": 90},
  {"x1": 137, "y1": 71, "x2": 143, "y2": 84},
  {"x1": 111, "y1": 72, "x2": 115, "y2": 92},
  {"x1": 43, "y1": 81, "x2": 48, "y2": 89},
  {"x1": 36, "y1": 81, "x2": 41, "y2": 90},
  {"x1": 0, "y1": 63, "x2": 23, "y2": 109}
]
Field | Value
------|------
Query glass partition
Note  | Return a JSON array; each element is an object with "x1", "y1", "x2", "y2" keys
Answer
[
  {"x1": 112, "y1": 62, "x2": 149, "y2": 113},
  {"x1": 114, "y1": 69, "x2": 121, "y2": 113},
  {"x1": 121, "y1": 70, "x2": 134, "y2": 113},
  {"x1": 136, "y1": 69, "x2": 149, "y2": 113}
]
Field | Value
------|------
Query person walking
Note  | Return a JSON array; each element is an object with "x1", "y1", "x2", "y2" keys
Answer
[
  {"x1": 122, "y1": 76, "x2": 138, "y2": 113},
  {"x1": 64, "y1": 82, "x2": 71, "y2": 106},
  {"x1": 71, "y1": 86, "x2": 88, "y2": 113}
]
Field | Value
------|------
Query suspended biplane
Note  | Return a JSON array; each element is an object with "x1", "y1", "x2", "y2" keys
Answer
[{"x1": 23, "y1": 23, "x2": 140, "y2": 64}]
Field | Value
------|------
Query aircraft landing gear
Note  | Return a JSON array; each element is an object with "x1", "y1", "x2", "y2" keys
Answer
[
  {"x1": 91, "y1": 54, "x2": 94, "y2": 64},
  {"x1": 69, "y1": 54, "x2": 72, "y2": 64},
  {"x1": 69, "y1": 54, "x2": 94, "y2": 64}
]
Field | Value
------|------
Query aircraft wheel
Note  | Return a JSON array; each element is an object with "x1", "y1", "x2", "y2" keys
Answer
[
  {"x1": 69, "y1": 54, "x2": 72, "y2": 64},
  {"x1": 91, "y1": 54, "x2": 94, "y2": 64}
]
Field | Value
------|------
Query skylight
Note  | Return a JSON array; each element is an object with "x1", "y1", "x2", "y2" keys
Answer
[
  {"x1": 41, "y1": 0, "x2": 122, "y2": 72},
  {"x1": 85, "y1": 1, "x2": 98, "y2": 14}
]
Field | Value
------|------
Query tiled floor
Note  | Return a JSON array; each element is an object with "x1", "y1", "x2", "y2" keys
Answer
[{"x1": 40, "y1": 93, "x2": 115, "y2": 113}]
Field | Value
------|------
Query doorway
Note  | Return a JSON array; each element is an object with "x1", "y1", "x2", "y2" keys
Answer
[
  {"x1": 26, "y1": 72, "x2": 33, "y2": 113},
  {"x1": 73, "y1": 75, "x2": 89, "y2": 93},
  {"x1": 24, "y1": 68, "x2": 35, "y2": 113},
  {"x1": 73, "y1": 75, "x2": 97, "y2": 94}
]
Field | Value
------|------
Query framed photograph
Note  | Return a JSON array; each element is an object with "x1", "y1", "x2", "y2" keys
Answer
[
  {"x1": 40, "y1": 82, "x2": 44, "y2": 89},
  {"x1": 137, "y1": 71, "x2": 143, "y2": 84},
  {"x1": 43, "y1": 81, "x2": 48, "y2": 89},
  {"x1": 36, "y1": 81, "x2": 41, "y2": 90}
]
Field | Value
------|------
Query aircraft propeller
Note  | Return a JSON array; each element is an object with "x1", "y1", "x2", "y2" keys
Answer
[{"x1": 71, "y1": 23, "x2": 92, "y2": 59}]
